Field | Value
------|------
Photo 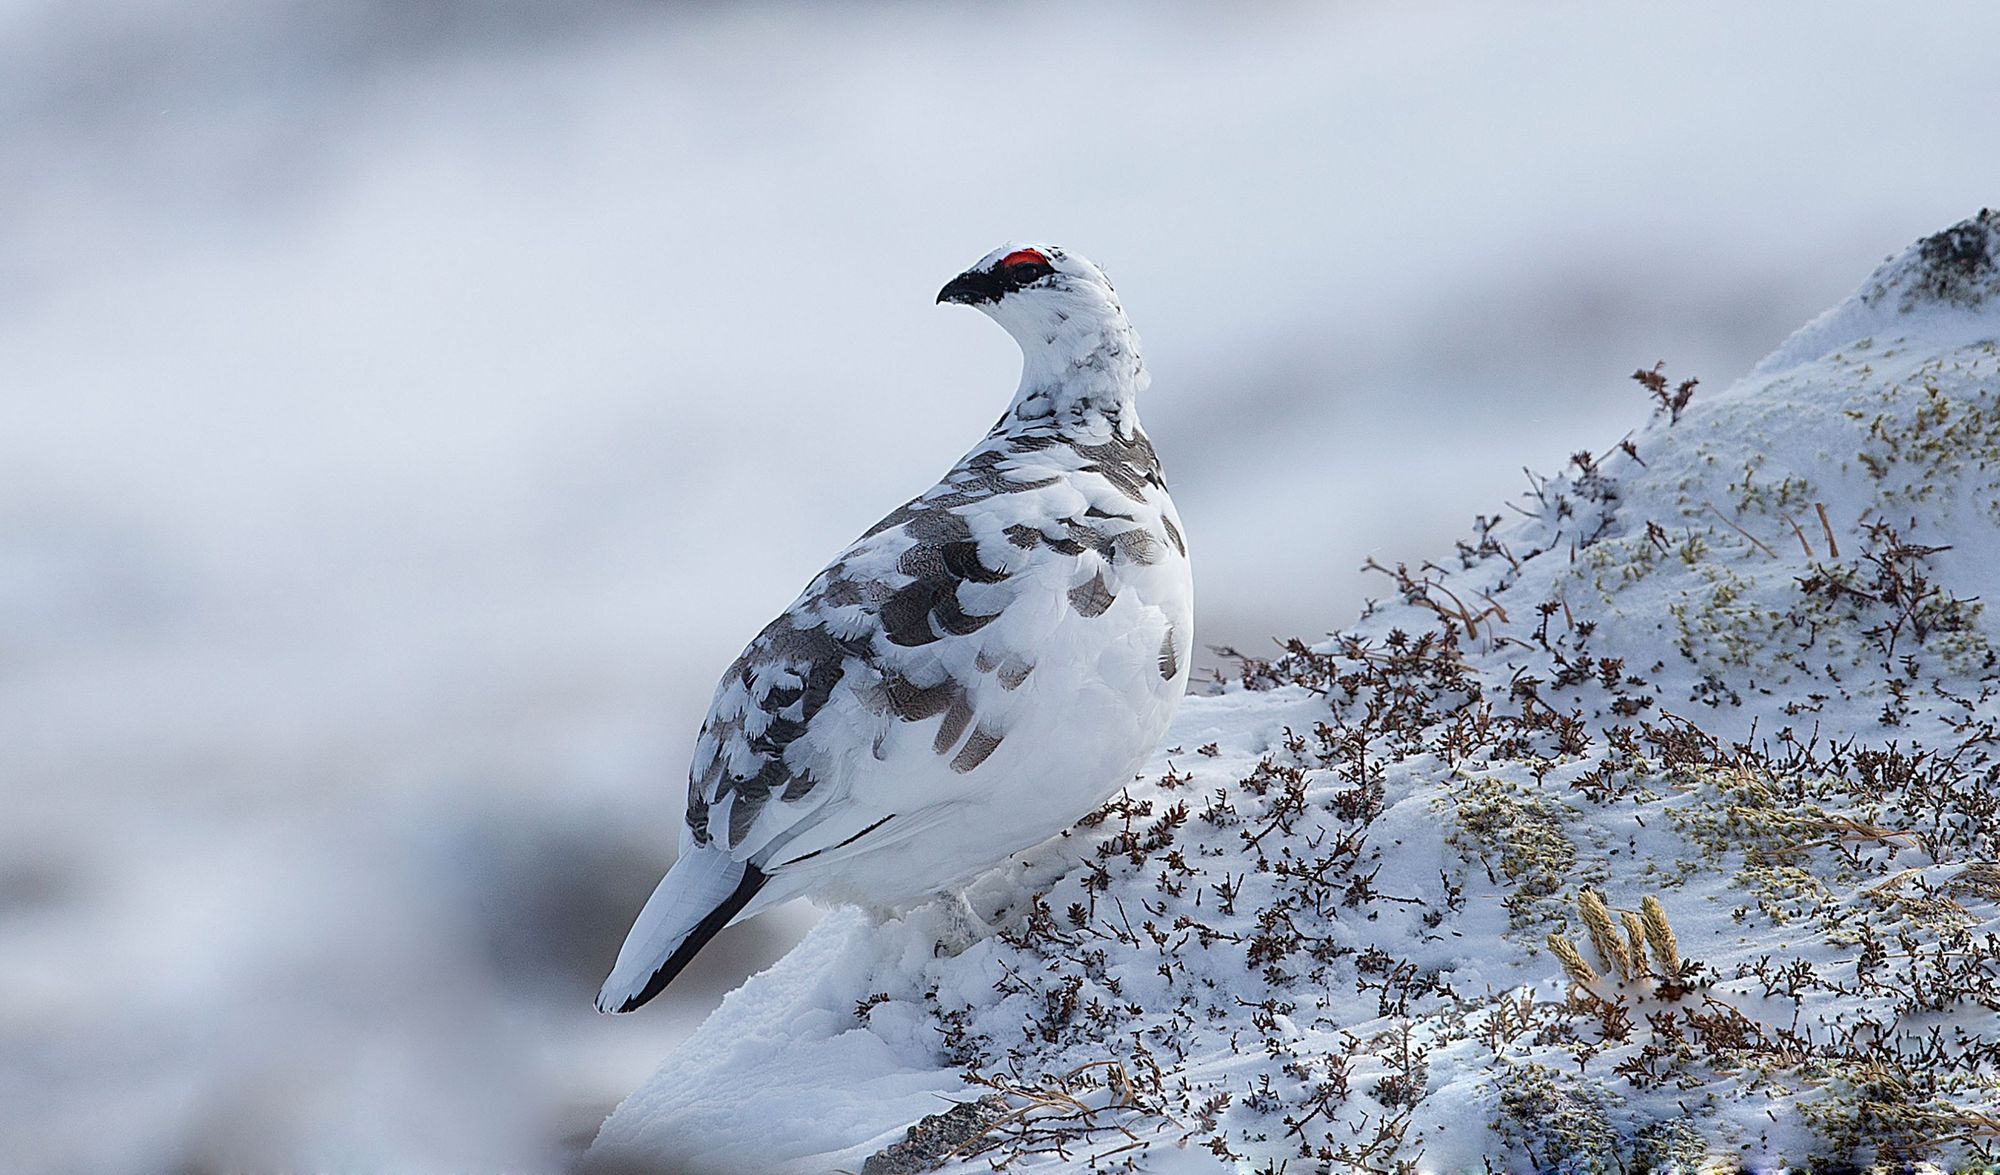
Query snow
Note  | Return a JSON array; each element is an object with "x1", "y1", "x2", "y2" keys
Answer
[{"x1": 592, "y1": 214, "x2": 2000, "y2": 1171}]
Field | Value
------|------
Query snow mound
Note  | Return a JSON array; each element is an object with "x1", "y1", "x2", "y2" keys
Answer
[
  {"x1": 591, "y1": 213, "x2": 2000, "y2": 1174},
  {"x1": 1757, "y1": 207, "x2": 2000, "y2": 377}
]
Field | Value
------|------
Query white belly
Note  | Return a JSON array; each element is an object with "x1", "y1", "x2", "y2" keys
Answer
[{"x1": 793, "y1": 550, "x2": 1191, "y2": 908}]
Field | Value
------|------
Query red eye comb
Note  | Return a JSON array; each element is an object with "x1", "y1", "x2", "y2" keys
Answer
[{"x1": 999, "y1": 248, "x2": 1050, "y2": 268}]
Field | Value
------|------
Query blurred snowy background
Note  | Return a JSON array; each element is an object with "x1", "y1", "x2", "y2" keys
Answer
[{"x1": 4, "y1": 1, "x2": 1998, "y2": 1170}]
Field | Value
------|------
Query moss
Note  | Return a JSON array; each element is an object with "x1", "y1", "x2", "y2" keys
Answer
[
  {"x1": 1668, "y1": 561, "x2": 1786, "y2": 673},
  {"x1": 1493, "y1": 1062, "x2": 1621, "y2": 1174},
  {"x1": 1724, "y1": 453, "x2": 1818, "y2": 517},
  {"x1": 1795, "y1": 1066, "x2": 1998, "y2": 1170},
  {"x1": 1580, "y1": 530, "x2": 1663, "y2": 591},
  {"x1": 1628, "y1": 1119, "x2": 1709, "y2": 1174},
  {"x1": 1849, "y1": 353, "x2": 2000, "y2": 523},
  {"x1": 1446, "y1": 772, "x2": 1591, "y2": 930},
  {"x1": 1667, "y1": 768, "x2": 1877, "y2": 934}
]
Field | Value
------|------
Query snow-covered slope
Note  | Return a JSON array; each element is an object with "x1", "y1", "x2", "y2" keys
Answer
[{"x1": 590, "y1": 213, "x2": 2000, "y2": 1174}]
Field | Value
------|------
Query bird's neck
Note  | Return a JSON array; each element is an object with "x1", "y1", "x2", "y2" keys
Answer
[{"x1": 999, "y1": 312, "x2": 1147, "y2": 443}]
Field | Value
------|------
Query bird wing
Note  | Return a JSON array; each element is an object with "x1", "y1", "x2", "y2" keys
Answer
[{"x1": 682, "y1": 430, "x2": 1175, "y2": 871}]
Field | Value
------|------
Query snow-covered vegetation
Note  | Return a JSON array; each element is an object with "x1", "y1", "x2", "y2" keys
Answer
[{"x1": 593, "y1": 215, "x2": 2000, "y2": 1173}]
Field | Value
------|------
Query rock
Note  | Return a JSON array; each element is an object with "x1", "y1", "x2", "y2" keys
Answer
[{"x1": 859, "y1": 1096, "x2": 1010, "y2": 1175}]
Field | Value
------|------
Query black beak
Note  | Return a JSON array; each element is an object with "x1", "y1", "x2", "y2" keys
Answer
[{"x1": 937, "y1": 268, "x2": 1006, "y2": 305}]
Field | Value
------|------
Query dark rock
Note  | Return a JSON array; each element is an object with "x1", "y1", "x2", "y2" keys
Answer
[{"x1": 859, "y1": 1095, "x2": 1010, "y2": 1174}]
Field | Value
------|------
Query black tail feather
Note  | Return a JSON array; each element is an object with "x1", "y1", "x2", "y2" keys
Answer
[{"x1": 611, "y1": 863, "x2": 768, "y2": 1014}]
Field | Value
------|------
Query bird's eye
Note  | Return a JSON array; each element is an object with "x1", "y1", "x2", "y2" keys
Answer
[{"x1": 1008, "y1": 262, "x2": 1052, "y2": 284}]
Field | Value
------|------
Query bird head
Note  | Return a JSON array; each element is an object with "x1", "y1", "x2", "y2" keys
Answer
[{"x1": 936, "y1": 244, "x2": 1127, "y2": 341}]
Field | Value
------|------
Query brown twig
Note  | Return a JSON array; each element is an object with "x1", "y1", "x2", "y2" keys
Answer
[
  {"x1": 1704, "y1": 502, "x2": 1779, "y2": 558},
  {"x1": 1781, "y1": 513, "x2": 1814, "y2": 558},
  {"x1": 1815, "y1": 502, "x2": 1841, "y2": 558}
]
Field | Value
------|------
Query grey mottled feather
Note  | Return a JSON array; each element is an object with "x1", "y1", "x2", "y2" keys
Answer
[{"x1": 686, "y1": 425, "x2": 1168, "y2": 849}]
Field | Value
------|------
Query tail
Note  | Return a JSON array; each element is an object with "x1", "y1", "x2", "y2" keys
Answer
[{"x1": 596, "y1": 848, "x2": 768, "y2": 1013}]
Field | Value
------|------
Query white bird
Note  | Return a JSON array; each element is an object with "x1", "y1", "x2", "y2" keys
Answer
[{"x1": 598, "y1": 244, "x2": 1192, "y2": 1013}]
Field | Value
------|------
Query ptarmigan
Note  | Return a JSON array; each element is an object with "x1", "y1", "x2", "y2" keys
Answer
[{"x1": 597, "y1": 244, "x2": 1192, "y2": 1013}]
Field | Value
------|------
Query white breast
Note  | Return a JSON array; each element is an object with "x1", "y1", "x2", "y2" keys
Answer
[{"x1": 809, "y1": 495, "x2": 1191, "y2": 908}]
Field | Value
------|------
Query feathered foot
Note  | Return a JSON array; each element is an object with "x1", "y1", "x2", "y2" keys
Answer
[{"x1": 934, "y1": 889, "x2": 997, "y2": 957}]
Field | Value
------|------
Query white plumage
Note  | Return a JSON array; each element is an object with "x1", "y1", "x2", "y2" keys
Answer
[{"x1": 599, "y1": 244, "x2": 1192, "y2": 1013}]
